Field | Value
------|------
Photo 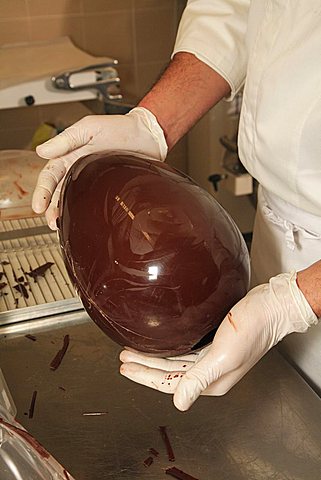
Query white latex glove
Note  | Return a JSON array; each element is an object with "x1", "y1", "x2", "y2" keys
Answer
[
  {"x1": 120, "y1": 272, "x2": 318, "y2": 411},
  {"x1": 32, "y1": 107, "x2": 167, "y2": 229}
]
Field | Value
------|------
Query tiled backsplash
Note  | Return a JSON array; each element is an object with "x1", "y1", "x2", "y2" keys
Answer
[{"x1": 0, "y1": 0, "x2": 187, "y2": 170}]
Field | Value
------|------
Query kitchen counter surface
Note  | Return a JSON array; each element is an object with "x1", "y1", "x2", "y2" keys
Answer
[{"x1": 1, "y1": 316, "x2": 321, "y2": 479}]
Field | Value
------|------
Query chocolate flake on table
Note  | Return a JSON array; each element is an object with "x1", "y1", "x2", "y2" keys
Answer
[
  {"x1": 149, "y1": 447, "x2": 159, "y2": 457},
  {"x1": 165, "y1": 466, "x2": 199, "y2": 480},
  {"x1": 26, "y1": 262, "x2": 54, "y2": 282},
  {"x1": 14, "y1": 297, "x2": 19, "y2": 308},
  {"x1": 28, "y1": 390, "x2": 38, "y2": 419},
  {"x1": 58, "y1": 386, "x2": 66, "y2": 392},
  {"x1": 1, "y1": 261, "x2": 9, "y2": 265},
  {"x1": 50, "y1": 335, "x2": 70, "y2": 371},
  {"x1": 143, "y1": 456, "x2": 154, "y2": 467},
  {"x1": 159, "y1": 426, "x2": 175, "y2": 462},
  {"x1": 25, "y1": 334, "x2": 37, "y2": 341},
  {"x1": 0, "y1": 272, "x2": 5, "y2": 281},
  {"x1": 0, "y1": 282, "x2": 7, "y2": 290},
  {"x1": 13, "y1": 283, "x2": 29, "y2": 299},
  {"x1": 0, "y1": 418, "x2": 50, "y2": 459}
]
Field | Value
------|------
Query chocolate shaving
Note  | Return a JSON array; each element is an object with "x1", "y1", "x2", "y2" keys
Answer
[
  {"x1": 0, "y1": 281, "x2": 8, "y2": 297},
  {"x1": 0, "y1": 418, "x2": 50, "y2": 459},
  {"x1": 0, "y1": 272, "x2": 5, "y2": 281},
  {"x1": 12, "y1": 269, "x2": 26, "y2": 284},
  {"x1": 159, "y1": 426, "x2": 175, "y2": 462},
  {"x1": 143, "y1": 456, "x2": 154, "y2": 467},
  {"x1": 1, "y1": 261, "x2": 9, "y2": 265},
  {"x1": 13, "y1": 283, "x2": 29, "y2": 299},
  {"x1": 149, "y1": 447, "x2": 159, "y2": 457},
  {"x1": 28, "y1": 390, "x2": 38, "y2": 419},
  {"x1": 50, "y1": 335, "x2": 70, "y2": 371},
  {"x1": 58, "y1": 386, "x2": 66, "y2": 391},
  {"x1": 25, "y1": 334, "x2": 37, "y2": 341},
  {"x1": 26, "y1": 262, "x2": 54, "y2": 282},
  {"x1": 14, "y1": 180, "x2": 28, "y2": 196},
  {"x1": 14, "y1": 297, "x2": 19, "y2": 308},
  {"x1": 13, "y1": 270, "x2": 19, "y2": 283},
  {"x1": 165, "y1": 467, "x2": 199, "y2": 480}
]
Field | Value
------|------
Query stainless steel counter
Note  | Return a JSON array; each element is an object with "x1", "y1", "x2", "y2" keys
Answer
[{"x1": 1, "y1": 317, "x2": 321, "y2": 480}]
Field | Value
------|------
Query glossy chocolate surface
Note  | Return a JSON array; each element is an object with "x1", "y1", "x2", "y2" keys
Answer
[{"x1": 59, "y1": 153, "x2": 250, "y2": 356}]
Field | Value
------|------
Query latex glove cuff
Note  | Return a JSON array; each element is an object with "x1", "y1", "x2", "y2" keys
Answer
[
  {"x1": 127, "y1": 107, "x2": 168, "y2": 161},
  {"x1": 286, "y1": 271, "x2": 318, "y2": 332}
]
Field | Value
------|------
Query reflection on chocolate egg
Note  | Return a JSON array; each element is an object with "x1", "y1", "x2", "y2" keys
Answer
[{"x1": 59, "y1": 152, "x2": 250, "y2": 356}]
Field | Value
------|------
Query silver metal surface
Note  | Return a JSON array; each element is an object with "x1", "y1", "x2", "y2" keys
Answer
[
  {"x1": 0, "y1": 298, "x2": 82, "y2": 326},
  {"x1": 1, "y1": 320, "x2": 321, "y2": 480}
]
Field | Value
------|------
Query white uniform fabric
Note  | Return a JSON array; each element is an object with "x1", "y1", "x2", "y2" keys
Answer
[
  {"x1": 174, "y1": 0, "x2": 321, "y2": 215},
  {"x1": 173, "y1": 1, "x2": 321, "y2": 389},
  {"x1": 251, "y1": 187, "x2": 321, "y2": 391}
]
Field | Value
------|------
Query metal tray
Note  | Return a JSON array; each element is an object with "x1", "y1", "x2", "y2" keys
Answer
[{"x1": 0, "y1": 217, "x2": 82, "y2": 327}]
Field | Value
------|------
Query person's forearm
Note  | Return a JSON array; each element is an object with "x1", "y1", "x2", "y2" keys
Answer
[
  {"x1": 297, "y1": 260, "x2": 321, "y2": 318},
  {"x1": 138, "y1": 52, "x2": 231, "y2": 150}
]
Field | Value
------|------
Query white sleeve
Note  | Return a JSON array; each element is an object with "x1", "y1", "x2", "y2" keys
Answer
[{"x1": 173, "y1": 0, "x2": 250, "y2": 100}]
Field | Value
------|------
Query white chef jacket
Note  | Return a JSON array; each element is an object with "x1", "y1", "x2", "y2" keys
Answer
[
  {"x1": 173, "y1": 1, "x2": 321, "y2": 390},
  {"x1": 251, "y1": 186, "x2": 321, "y2": 391},
  {"x1": 173, "y1": 0, "x2": 321, "y2": 217}
]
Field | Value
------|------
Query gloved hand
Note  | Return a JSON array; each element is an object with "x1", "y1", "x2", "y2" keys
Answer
[
  {"x1": 32, "y1": 107, "x2": 167, "y2": 229},
  {"x1": 120, "y1": 272, "x2": 318, "y2": 411}
]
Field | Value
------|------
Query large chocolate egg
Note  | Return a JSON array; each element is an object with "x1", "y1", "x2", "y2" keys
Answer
[{"x1": 59, "y1": 152, "x2": 250, "y2": 356}]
